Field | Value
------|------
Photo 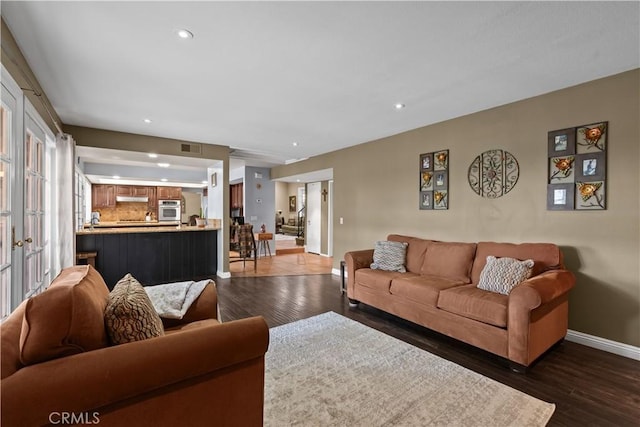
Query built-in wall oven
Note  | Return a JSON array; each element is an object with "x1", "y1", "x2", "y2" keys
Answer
[{"x1": 158, "y1": 200, "x2": 181, "y2": 222}]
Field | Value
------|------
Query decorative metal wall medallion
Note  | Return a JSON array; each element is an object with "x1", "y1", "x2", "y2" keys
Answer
[{"x1": 468, "y1": 149, "x2": 520, "y2": 198}]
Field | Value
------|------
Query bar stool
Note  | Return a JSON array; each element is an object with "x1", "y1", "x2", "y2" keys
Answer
[{"x1": 76, "y1": 251, "x2": 97, "y2": 268}]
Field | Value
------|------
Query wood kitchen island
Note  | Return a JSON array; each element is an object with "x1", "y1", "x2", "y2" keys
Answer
[{"x1": 76, "y1": 224, "x2": 219, "y2": 289}]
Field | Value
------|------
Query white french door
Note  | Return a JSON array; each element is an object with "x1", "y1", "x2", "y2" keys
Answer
[
  {"x1": 1, "y1": 66, "x2": 22, "y2": 317},
  {"x1": 1, "y1": 66, "x2": 53, "y2": 318},
  {"x1": 23, "y1": 103, "x2": 49, "y2": 299}
]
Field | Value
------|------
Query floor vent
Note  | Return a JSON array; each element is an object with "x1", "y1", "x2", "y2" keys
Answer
[{"x1": 180, "y1": 143, "x2": 202, "y2": 154}]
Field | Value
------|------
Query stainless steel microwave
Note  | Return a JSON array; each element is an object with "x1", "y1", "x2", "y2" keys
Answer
[{"x1": 158, "y1": 200, "x2": 181, "y2": 222}]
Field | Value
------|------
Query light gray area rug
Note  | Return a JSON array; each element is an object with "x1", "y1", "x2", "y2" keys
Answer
[{"x1": 264, "y1": 312, "x2": 555, "y2": 427}]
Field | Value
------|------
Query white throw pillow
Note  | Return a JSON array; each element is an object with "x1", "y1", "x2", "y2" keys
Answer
[
  {"x1": 370, "y1": 241, "x2": 408, "y2": 273},
  {"x1": 477, "y1": 256, "x2": 534, "y2": 295}
]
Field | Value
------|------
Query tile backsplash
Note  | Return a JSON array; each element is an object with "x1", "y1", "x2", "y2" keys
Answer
[{"x1": 96, "y1": 202, "x2": 150, "y2": 222}]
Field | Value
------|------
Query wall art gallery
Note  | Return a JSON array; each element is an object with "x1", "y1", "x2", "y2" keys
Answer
[
  {"x1": 419, "y1": 149, "x2": 449, "y2": 210},
  {"x1": 547, "y1": 121, "x2": 607, "y2": 210}
]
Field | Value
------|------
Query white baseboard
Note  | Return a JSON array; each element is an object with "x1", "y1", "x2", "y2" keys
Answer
[
  {"x1": 566, "y1": 329, "x2": 640, "y2": 361},
  {"x1": 216, "y1": 271, "x2": 231, "y2": 279}
]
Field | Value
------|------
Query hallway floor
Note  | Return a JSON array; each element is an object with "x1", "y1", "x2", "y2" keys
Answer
[{"x1": 229, "y1": 234, "x2": 333, "y2": 277}]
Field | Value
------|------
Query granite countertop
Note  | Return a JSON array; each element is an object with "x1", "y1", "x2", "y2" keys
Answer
[
  {"x1": 84, "y1": 221, "x2": 176, "y2": 228},
  {"x1": 77, "y1": 224, "x2": 220, "y2": 235}
]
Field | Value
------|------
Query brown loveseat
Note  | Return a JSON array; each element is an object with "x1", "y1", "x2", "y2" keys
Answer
[
  {"x1": 1, "y1": 265, "x2": 269, "y2": 426},
  {"x1": 345, "y1": 235, "x2": 576, "y2": 368}
]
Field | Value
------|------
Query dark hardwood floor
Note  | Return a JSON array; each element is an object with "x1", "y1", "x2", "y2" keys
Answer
[{"x1": 215, "y1": 274, "x2": 640, "y2": 427}]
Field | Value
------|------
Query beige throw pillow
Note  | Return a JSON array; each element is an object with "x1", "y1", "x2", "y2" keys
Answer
[
  {"x1": 104, "y1": 274, "x2": 164, "y2": 345},
  {"x1": 477, "y1": 256, "x2": 534, "y2": 295}
]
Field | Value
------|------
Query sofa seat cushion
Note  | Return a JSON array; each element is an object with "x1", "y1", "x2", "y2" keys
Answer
[
  {"x1": 421, "y1": 241, "x2": 477, "y2": 283},
  {"x1": 355, "y1": 269, "x2": 410, "y2": 293},
  {"x1": 437, "y1": 284, "x2": 508, "y2": 328},
  {"x1": 19, "y1": 265, "x2": 110, "y2": 366},
  {"x1": 390, "y1": 275, "x2": 466, "y2": 307}
]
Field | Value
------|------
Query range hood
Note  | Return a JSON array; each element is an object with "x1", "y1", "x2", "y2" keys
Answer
[{"x1": 116, "y1": 196, "x2": 149, "y2": 203}]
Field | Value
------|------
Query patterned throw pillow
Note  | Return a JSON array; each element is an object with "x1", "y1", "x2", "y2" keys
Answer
[
  {"x1": 370, "y1": 241, "x2": 408, "y2": 273},
  {"x1": 477, "y1": 256, "x2": 535, "y2": 295},
  {"x1": 104, "y1": 274, "x2": 165, "y2": 345}
]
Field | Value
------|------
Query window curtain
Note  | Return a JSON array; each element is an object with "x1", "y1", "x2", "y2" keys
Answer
[{"x1": 54, "y1": 133, "x2": 75, "y2": 274}]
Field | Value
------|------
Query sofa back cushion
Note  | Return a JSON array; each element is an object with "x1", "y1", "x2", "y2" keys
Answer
[
  {"x1": 470, "y1": 242, "x2": 563, "y2": 285},
  {"x1": 421, "y1": 241, "x2": 477, "y2": 283},
  {"x1": 387, "y1": 234, "x2": 432, "y2": 274},
  {"x1": 19, "y1": 265, "x2": 110, "y2": 366}
]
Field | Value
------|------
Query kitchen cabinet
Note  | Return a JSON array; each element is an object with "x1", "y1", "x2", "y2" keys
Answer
[
  {"x1": 133, "y1": 186, "x2": 149, "y2": 197},
  {"x1": 157, "y1": 186, "x2": 182, "y2": 200},
  {"x1": 91, "y1": 184, "x2": 116, "y2": 209},
  {"x1": 116, "y1": 185, "x2": 150, "y2": 197},
  {"x1": 116, "y1": 185, "x2": 133, "y2": 196},
  {"x1": 147, "y1": 186, "x2": 157, "y2": 214}
]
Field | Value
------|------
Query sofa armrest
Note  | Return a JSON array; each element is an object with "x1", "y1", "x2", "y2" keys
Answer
[
  {"x1": 161, "y1": 281, "x2": 218, "y2": 329},
  {"x1": 509, "y1": 269, "x2": 576, "y2": 310},
  {"x1": 345, "y1": 249, "x2": 374, "y2": 297},
  {"x1": 508, "y1": 270, "x2": 575, "y2": 365},
  {"x1": 1, "y1": 316, "x2": 269, "y2": 427}
]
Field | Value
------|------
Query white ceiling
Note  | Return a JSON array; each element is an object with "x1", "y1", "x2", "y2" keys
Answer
[{"x1": 2, "y1": 1, "x2": 638, "y2": 184}]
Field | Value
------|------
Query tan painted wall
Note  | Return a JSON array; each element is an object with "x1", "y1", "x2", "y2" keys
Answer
[
  {"x1": 1, "y1": 18, "x2": 61, "y2": 134},
  {"x1": 286, "y1": 182, "x2": 304, "y2": 222},
  {"x1": 181, "y1": 192, "x2": 202, "y2": 224},
  {"x1": 64, "y1": 125, "x2": 229, "y2": 161},
  {"x1": 275, "y1": 181, "x2": 289, "y2": 218},
  {"x1": 272, "y1": 69, "x2": 640, "y2": 347}
]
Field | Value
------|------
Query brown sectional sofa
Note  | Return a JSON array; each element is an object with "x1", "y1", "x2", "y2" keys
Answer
[
  {"x1": 1, "y1": 265, "x2": 269, "y2": 426},
  {"x1": 345, "y1": 234, "x2": 576, "y2": 368}
]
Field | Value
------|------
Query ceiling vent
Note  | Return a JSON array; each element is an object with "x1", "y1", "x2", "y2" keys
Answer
[{"x1": 180, "y1": 143, "x2": 202, "y2": 154}]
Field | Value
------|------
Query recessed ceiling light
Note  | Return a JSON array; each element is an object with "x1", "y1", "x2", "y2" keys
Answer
[
  {"x1": 292, "y1": 142, "x2": 298, "y2": 147},
  {"x1": 143, "y1": 118, "x2": 152, "y2": 124},
  {"x1": 157, "y1": 163, "x2": 170, "y2": 168},
  {"x1": 160, "y1": 178, "x2": 168, "y2": 182},
  {"x1": 113, "y1": 175, "x2": 120, "y2": 179},
  {"x1": 395, "y1": 103, "x2": 406, "y2": 110},
  {"x1": 148, "y1": 153, "x2": 158, "y2": 158},
  {"x1": 176, "y1": 29, "x2": 194, "y2": 39}
]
